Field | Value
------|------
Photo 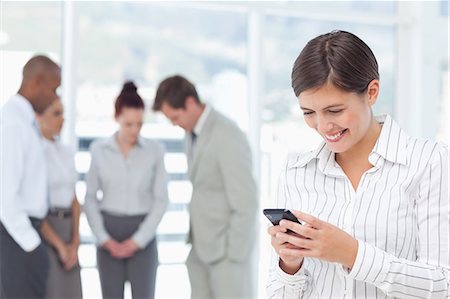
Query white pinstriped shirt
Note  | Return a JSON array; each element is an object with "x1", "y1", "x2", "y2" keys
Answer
[{"x1": 267, "y1": 114, "x2": 449, "y2": 299}]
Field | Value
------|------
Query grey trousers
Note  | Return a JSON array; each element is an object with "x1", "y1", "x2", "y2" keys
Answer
[
  {"x1": 97, "y1": 212, "x2": 158, "y2": 299},
  {"x1": 44, "y1": 214, "x2": 82, "y2": 299},
  {"x1": 0, "y1": 218, "x2": 49, "y2": 299},
  {"x1": 186, "y1": 248, "x2": 254, "y2": 299}
]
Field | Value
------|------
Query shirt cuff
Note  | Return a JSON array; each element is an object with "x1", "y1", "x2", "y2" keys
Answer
[
  {"x1": 131, "y1": 231, "x2": 152, "y2": 249},
  {"x1": 17, "y1": 230, "x2": 41, "y2": 252},
  {"x1": 275, "y1": 259, "x2": 310, "y2": 286},
  {"x1": 96, "y1": 231, "x2": 111, "y2": 246},
  {"x1": 343, "y1": 240, "x2": 391, "y2": 284}
]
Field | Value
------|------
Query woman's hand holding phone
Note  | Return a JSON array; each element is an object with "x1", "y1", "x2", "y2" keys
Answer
[
  {"x1": 266, "y1": 209, "x2": 359, "y2": 273},
  {"x1": 265, "y1": 209, "x2": 306, "y2": 274},
  {"x1": 272, "y1": 210, "x2": 358, "y2": 270},
  {"x1": 268, "y1": 224, "x2": 306, "y2": 274}
]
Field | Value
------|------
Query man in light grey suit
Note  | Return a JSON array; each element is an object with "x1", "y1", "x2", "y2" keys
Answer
[{"x1": 153, "y1": 75, "x2": 258, "y2": 298}]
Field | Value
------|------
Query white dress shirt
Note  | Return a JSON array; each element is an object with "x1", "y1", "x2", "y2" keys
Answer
[
  {"x1": 0, "y1": 94, "x2": 48, "y2": 251},
  {"x1": 43, "y1": 139, "x2": 77, "y2": 209},
  {"x1": 267, "y1": 114, "x2": 449, "y2": 299},
  {"x1": 84, "y1": 134, "x2": 169, "y2": 248},
  {"x1": 193, "y1": 104, "x2": 211, "y2": 136},
  {"x1": 187, "y1": 104, "x2": 211, "y2": 156}
]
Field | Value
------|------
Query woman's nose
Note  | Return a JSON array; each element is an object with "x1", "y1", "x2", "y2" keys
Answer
[{"x1": 317, "y1": 115, "x2": 333, "y2": 134}]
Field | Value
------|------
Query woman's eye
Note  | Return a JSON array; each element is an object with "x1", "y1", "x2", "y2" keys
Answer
[
  {"x1": 329, "y1": 110, "x2": 343, "y2": 114},
  {"x1": 303, "y1": 111, "x2": 314, "y2": 116}
]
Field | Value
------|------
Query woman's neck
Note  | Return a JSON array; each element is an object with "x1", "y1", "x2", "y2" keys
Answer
[
  {"x1": 336, "y1": 118, "x2": 382, "y2": 166},
  {"x1": 116, "y1": 133, "x2": 135, "y2": 156},
  {"x1": 42, "y1": 130, "x2": 56, "y2": 142}
]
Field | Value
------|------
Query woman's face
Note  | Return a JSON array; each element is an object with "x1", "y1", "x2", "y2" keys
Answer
[
  {"x1": 37, "y1": 99, "x2": 64, "y2": 139},
  {"x1": 116, "y1": 107, "x2": 144, "y2": 145},
  {"x1": 298, "y1": 81, "x2": 378, "y2": 154}
]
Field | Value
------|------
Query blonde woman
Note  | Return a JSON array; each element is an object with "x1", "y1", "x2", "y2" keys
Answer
[{"x1": 37, "y1": 97, "x2": 82, "y2": 298}]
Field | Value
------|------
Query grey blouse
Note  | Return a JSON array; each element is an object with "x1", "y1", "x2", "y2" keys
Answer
[{"x1": 84, "y1": 134, "x2": 169, "y2": 248}]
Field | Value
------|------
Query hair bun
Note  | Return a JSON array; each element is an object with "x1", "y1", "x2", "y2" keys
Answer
[{"x1": 122, "y1": 81, "x2": 137, "y2": 93}]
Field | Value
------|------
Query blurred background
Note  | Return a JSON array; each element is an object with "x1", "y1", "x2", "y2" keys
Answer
[{"x1": 1, "y1": 1, "x2": 448, "y2": 298}]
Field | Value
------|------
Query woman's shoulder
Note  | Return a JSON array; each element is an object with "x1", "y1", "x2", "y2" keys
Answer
[
  {"x1": 55, "y1": 142, "x2": 76, "y2": 158},
  {"x1": 427, "y1": 140, "x2": 448, "y2": 164},
  {"x1": 284, "y1": 150, "x2": 317, "y2": 170},
  {"x1": 138, "y1": 137, "x2": 166, "y2": 153},
  {"x1": 89, "y1": 137, "x2": 109, "y2": 151},
  {"x1": 405, "y1": 135, "x2": 448, "y2": 166}
]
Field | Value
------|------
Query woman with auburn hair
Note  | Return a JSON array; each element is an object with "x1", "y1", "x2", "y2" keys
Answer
[
  {"x1": 84, "y1": 81, "x2": 169, "y2": 299},
  {"x1": 267, "y1": 30, "x2": 449, "y2": 298}
]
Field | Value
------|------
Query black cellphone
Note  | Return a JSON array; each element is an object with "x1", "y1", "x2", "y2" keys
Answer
[{"x1": 263, "y1": 209, "x2": 302, "y2": 226}]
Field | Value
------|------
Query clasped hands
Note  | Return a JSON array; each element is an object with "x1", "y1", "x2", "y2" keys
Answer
[
  {"x1": 56, "y1": 240, "x2": 80, "y2": 271},
  {"x1": 268, "y1": 210, "x2": 358, "y2": 275},
  {"x1": 102, "y1": 238, "x2": 140, "y2": 259}
]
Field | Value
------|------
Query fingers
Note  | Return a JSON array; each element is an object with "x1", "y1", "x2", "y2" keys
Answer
[
  {"x1": 267, "y1": 225, "x2": 287, "y2": 236},
  {"x1": 275, "y1": 231, "x2": 314, "y2": 249},
  {"x1": 122, "y1": 241, "x2": 134, "y2": 251},
  {"x1": 105, "y1": 239, "x2": 126, "y2": 257},
  {"x1": 291, "y1": 211, "x2": 323, "y2": 228},
  {"x1": 108, "y1": 245, "x2": 125, "y2": 258},
  {"x1": 109, "y1": 241, "x2": 138, "y2": 259},
  {"x1": 279, "y1": 247, "x2": 314, "y2": 257},
  {"x1": 279, "y1": 220, "x2": 318, "y2": 239},
  {"x1": 110, "y1": 250, "x2": 127, "y2": 258},
  {"x1": 58, "y1": 247, "x2": 69, "y2": 263},
  {"x1": 112, "y1": 250, "x2": 133, "y2": 259},
  {"x1": 64, "y1": 257, "x2": 77, "y2": 271}
]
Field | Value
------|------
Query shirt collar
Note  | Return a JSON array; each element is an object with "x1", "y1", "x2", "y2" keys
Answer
[
  {"x1": 105, "y1": 132, "x2": 145, "y2": 151},
  {"x1": 193, "y1": 104, "x2": 211, "y2": 136},
  {"x1": 370, "y1": 114, "x2": 408, "y2": 166},
  {"x1": 288, "y1": 141, "x2": 341, "y2": 176},
  {"x1": 288, "y1": 114, "x2": 408, "y2": 172},
  {"x1": 288, "y1": 134, "x2": 330, "y2": 167},
  {"x1": 10, "y1": 94, "x2": 36, "y2": 125}
]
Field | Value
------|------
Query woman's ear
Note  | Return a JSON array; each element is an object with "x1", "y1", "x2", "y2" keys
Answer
[{"x1": 367, "y1": 79, "x2": 379, "y2": 106}]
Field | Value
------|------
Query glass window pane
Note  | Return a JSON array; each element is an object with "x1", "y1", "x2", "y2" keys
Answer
[
  {"x1": 273, "y1": 1, "x2": 397, "y2": 15},
  {"x1": 2, "y1": 2, "x2": 62, "y2": 53},
  {"x1": 76, "y1": 2, "x2": 248, "y2": 130},
  {"x1": 1, "y1": 2, "x2": 62, "y2": 105}
]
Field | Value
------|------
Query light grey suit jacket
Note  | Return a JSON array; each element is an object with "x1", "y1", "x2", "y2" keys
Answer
[{"x1": 187, "y1": 108, "x2": 258, "y2": 264}]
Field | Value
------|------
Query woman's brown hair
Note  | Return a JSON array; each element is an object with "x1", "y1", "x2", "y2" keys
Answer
[
  {"x1": 115, "y1": 81, "x2": 145, "y2": 117},
  {"x1": 291, "y1": 30, "x2": 379, "y2": 97}
]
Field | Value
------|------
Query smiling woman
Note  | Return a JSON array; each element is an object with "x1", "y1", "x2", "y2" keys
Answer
[
  {"x1": 267, "y1": 30, "x2": 449, "y2": 299},
  {"x1": 299, "y1": 83, "x2": 381, "y2": 163}
]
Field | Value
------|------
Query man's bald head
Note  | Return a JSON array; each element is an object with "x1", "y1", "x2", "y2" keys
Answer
[
  {"x1": 22, "y1": 55, "x2": 60, "y2": 81},
  {"x1": 18, "y1": 55, "x2": 61, "y2": 113}
]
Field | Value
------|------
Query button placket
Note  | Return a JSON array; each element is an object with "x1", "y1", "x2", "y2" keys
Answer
[
  {"x1": 341, "y1": 178, "x2": 355, "y2": 233},
  {"x1": 125, "y1": 156, "x2": 131, "y2": 199}
]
